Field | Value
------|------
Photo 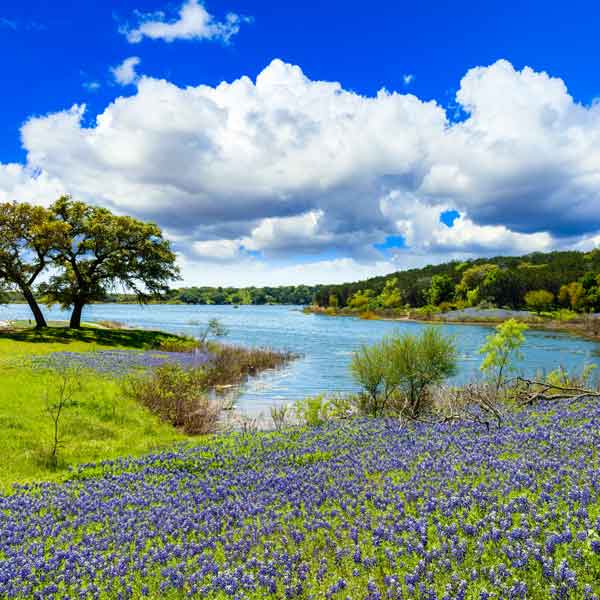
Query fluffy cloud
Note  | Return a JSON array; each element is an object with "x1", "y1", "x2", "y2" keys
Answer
[
  {"x1": 3, "y1": 58, "x2": 600, "y2": 285},
  {"x1": 422, "y1": 60, "x2": 600, "y2": 235},
  {"x1": 122, "y1": 0, "x2": 246, "y2": 44},
  {"x1": 111, "y1": 57, "x2": 141, "y2": 86},
  {"x1": 380, "y1": 193, "x2": 552, "y2": 255},
  {"x1": 192, "y1": 239, "x2": 242, "y2": 261},
  {"x1": 0, "y1": 163, "x2": 66, "y2": 206}
]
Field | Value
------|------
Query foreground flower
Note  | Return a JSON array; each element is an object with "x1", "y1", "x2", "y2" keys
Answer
[{"x1": 1, "y1": 398, "x2": 600, "y2": 598}]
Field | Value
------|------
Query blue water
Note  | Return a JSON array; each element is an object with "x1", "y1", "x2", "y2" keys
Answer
[{"x1": 2, "y1": 303, "x2": 599, "y2": 414}]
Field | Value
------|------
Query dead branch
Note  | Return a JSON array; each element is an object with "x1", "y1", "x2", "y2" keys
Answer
[{"x1": 515, "y1": 376, "x2": 600, "y2": 406}]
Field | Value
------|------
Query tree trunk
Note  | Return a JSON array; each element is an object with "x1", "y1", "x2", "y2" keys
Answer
[
  {"x1": 69, "y1": 301, "x2": 85, "y2": 329},
  {"x1": 21, "y1": 285, "x2": 47, "y2": 329}
]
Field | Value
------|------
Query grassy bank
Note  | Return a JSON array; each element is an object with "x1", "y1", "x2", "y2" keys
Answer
[
  {"x1": 0, "y1": 326, "x2": 200, "y2": 492},
  {"x1": 0, "y1": 324, "x2": 296, "y2": 493}
]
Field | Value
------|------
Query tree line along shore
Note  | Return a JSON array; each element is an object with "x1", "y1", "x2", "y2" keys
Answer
[{"x1": 5, "y1": 247, "x2": 599, "y2": 315}]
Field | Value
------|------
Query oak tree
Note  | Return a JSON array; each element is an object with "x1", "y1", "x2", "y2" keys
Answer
[{"x1": 45, "y1": 196, "x2": 180, "y2": 328}]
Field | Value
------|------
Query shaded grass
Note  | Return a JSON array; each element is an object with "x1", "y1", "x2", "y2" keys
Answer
[{"x1": 0, "y1": 324, "x2": 189, "y2": 357}]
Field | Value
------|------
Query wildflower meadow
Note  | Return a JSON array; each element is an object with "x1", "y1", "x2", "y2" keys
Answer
[{"x1": 1, "y1": 397, "x2": 599, "y2": 599}]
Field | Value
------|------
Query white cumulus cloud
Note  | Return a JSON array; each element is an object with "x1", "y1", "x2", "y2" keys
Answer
[
  {"x1": 192, "y1": 239, "x2": 241, "y2": 261},
  {"x1": 122, "y1": 0, "x2": 247, "y2": 44},
  {"x1": 2, "y1": 58, "x2": 600, "y2": 285},
  {"x1": 111, "y1": 57, "x2": 141, "y2": 86}
]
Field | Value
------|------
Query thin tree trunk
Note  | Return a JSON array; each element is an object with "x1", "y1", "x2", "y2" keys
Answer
[
  {"x1": 21, "y1": 285, "x2": 47, "y2": 329},
  {"x1": 69, "y1": 301, "x2": 84, "y2": 329}
]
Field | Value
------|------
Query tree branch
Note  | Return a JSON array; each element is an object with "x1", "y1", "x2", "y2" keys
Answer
[{"x1": 515, "y1": 376, "x2": 600, "y2": 406}]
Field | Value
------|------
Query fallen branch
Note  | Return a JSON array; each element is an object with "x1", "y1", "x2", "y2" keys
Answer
[{"x1": 515, "y1": 376, "x2": 600, "y2": 406}]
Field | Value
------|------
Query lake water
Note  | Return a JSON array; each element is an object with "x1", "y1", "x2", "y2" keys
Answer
[{"x1": 2, "y1": 303, "x2": 599, "y2": 414}]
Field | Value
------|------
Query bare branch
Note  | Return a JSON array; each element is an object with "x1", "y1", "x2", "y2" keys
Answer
[{"x1": 514, "y1": 376, "x2": 600, "y2": 406}]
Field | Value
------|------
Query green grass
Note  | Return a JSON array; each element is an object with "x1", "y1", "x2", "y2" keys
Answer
[{"x1": 0, "y1": 326, "x2": 197, "y2": 493}]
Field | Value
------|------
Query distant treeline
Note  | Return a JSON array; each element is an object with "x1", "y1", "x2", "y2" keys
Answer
[
  {"x1": 91, "y1": 249, "x2": 600, "y2": 313},
  {"x1": 313, "y1": 250, "x2": 600, "y2": 313},
  {"x1": 4, "y1": 249, "x2": 600, "y2": 313},
  {"x1": 1, "y1": 286, "x2": 315, "y2": 306},
  {"x1": 105, "y1": 285, "x2": 317, "y2": 306}
]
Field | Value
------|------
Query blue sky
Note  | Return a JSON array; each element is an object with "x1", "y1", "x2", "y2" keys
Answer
[{"x1": 2, "y1": 1, "x2": 600, "y2": 286}]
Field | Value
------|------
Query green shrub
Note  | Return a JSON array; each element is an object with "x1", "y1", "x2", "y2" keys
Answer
[
  {"x1": 350, "y1": 342, "x2": 389, "y2": 416},
  {"x1": 157, "y1": 336, "x2": 201, "y2": 353},
  {"x1": 388, "y1": 328, "x2": 458, "y2": 418},
  {"x1": 294, "y1": 394, "x2": 331, "y2": 427},
  {"x1": 437, "y1": 301, "x2": 455, "y2": 313},
  {"x1": 351, "y1": 328, "x2": 457, "y2": 418}
]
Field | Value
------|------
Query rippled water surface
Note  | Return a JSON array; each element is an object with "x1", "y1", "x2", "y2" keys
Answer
[{"x1": 3, "y1": 303, "x2": 599, "y2": 413}]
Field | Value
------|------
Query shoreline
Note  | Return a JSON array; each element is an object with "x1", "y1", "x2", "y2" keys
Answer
[{"x1": 303, "y1": 306, "x2": 600, "y2": 343}]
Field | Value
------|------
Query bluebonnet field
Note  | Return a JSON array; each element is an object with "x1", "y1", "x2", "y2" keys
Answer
[
  {"x1": 27, "y1": 349, "x2": 212, "y2": 377},
  {"x1": 1, "y1": 397, "x2": 599, "y2": 599}
]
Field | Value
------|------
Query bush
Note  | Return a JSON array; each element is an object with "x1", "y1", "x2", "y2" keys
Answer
[
  {"x1": 388, "y1": 328, "x2": 458, "y2": 418},
  {"x1": 123, "y1": 364, "x2": 222, "y2": 434},
  {"x1": 294, "y1": 394, "x2": 332, "y2": 427},
  {"x1": 124, "y1": 344, "x2": 296, "y2": 434},
  {"x1": 350, "y1": 342, "x2": 390, "y2": 416},
  {"x1": 351, "y1": 328, "x2": 457, "y2": 418},
  {"x1": 524, "y1": 289, "x2": 554, "y2": 314},
  {"x1": 437, "y1": 301, "x2": 455, "y2": 313},
  {"x1": 157, "y1": 336, "x2": 201, "y2": 353}
]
